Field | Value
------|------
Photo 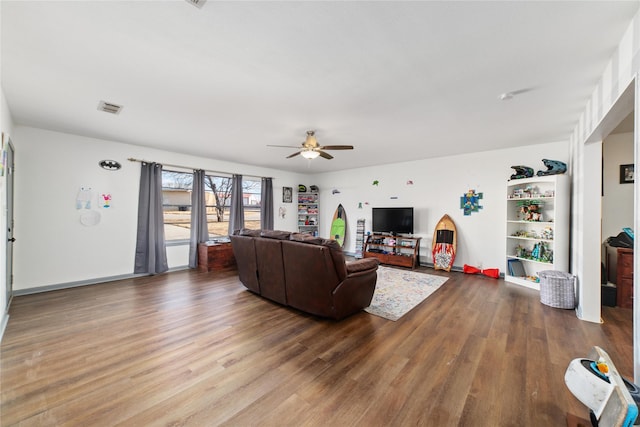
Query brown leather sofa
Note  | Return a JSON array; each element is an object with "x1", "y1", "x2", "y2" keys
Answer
[{"x1": 230, "y1": 229, "x2": 379, "y2": 320}]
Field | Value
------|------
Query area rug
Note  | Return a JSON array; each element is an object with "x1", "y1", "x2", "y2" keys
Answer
[{"x1": 365, "y1": 266, "x2": 449, "y2": 321}]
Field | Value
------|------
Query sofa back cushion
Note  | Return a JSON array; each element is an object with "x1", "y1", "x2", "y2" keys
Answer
[
  {"x1": 237, "y1": 228, "x2": 262, "y2": 237},
  {"x1": 261, "y1": 230, "x2": 292, "y2": 240},
  {"x1": 229, "y1": 235, "x2": 260, "y2": 293},
  {"x1": 281, "y1": 240, "x2": 340, "y2": 318},
  {"x1": 254, "y1": 237, "x2": 287, "y2": 305},
  {"x1": 288, "y1": 233, "x2": 348, "y2": 281}
]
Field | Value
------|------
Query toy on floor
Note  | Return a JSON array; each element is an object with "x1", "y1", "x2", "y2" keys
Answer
[
  {"x1": 565, "y1": 346, "x2": 638, "y2": 427},
  {"x1": 463, "y1": 264, "x2": 500, "y2": 279}
]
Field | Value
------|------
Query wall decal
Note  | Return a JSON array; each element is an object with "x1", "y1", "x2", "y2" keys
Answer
[
  {"x1": 76, "y1": 186, "x2": 93, "y2": 209},
  {"x1": 80, "y1": 210, "x2": 101, "y2": 226},
  {"x1": 98, "y1": 160, "x2": 122, "y2": 171},
  {"x1": 100, "y1": 193, "x2": 112, "y2": 208},
  {"x1": 460, "y1": 189, "x2": 483, "y2": 216}
]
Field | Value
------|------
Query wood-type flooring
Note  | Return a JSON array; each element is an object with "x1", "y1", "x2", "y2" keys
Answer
[{"x1": 0, "y1": 267, "x2": 634, "y2": 426}]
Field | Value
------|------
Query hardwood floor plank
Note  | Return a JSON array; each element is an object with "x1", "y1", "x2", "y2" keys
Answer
[{"x1": 1, "y1": 268, "x2": 634, "y2": 426}]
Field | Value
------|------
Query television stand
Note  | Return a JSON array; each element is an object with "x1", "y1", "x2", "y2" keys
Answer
[{"x1": 364, "y1": 234, "x2": 421, "y2": 269}]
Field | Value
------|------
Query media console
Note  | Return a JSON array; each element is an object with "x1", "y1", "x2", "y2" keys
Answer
[{"x1": 364, "y1": 234, "x2": 421, "y2": 269}]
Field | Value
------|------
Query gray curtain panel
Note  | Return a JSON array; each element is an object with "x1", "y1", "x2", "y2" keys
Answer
[
  {"x1": 228, "y1": 174, "x2": 244, "y2": 234},
  {"x1": 134, "y1": 162, "x2": 169, "y2": 274},
  {"x1": 189, "y1": 169, "x2": 209, "y2": 268},
  {"x1": 261, "y1": 177, "x2": 274, "y2": 230}
]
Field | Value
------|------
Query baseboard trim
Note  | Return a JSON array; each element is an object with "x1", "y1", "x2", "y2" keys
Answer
[{"x1": 13, "y1": 265, "x2": 190, "y2": 296}]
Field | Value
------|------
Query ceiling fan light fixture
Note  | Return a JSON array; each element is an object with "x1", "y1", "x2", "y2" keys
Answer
[
  {"x1": 301, "y1": 149, "x2": 320, "y2": 159},
  {"x1": 305, "y1": 130, "x2": 317, "y2": 146}
]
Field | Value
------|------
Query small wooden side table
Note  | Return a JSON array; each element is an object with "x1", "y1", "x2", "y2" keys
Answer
[{"x1": 198, "y1": 241, "x2": 236, "y2": 272}]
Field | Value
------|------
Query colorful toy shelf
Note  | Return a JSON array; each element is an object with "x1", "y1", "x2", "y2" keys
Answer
[{"x1": 505, "y1": 175, "x2": 569, "y2": 290}]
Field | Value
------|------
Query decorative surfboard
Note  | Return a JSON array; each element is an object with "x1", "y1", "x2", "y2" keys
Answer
[
  {"x1": 330, "y1": 204, "x2": 347, "y2": 247},
  {"x1": 432, "y1": 214, "x2": 456, "y2": 272}
]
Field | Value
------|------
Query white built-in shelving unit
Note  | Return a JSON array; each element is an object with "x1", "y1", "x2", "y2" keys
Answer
[
  {"x1": 297, "y1": 192, "x2": 319, "y2": 236},
  {"x1": 505, "y1": 175, "x2": 570, "y2": 290}
]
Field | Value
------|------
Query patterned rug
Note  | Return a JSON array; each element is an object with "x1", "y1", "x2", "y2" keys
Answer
[{"x1": 365, "y1": 266, "x2": 449, "y2": 321}]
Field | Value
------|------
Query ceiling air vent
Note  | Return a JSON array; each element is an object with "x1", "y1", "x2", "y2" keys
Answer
[
  {"x1": 185, "y1": 0, "x2": 206, "y2": 8},
  {"x1": 98, "y1": 101, "x2": 123, "y2": 115}
]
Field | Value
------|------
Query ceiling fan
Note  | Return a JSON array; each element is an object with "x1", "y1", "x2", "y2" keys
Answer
[{"x1": 267, "y1": 130, "x2": 354, "y2": 160}]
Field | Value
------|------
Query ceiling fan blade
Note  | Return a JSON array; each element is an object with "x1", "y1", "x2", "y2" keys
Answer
[
  {"x1": 286, "y1": 151, "x2": 302, "y2": 159},
  {"x1": 318, "y1": 151, "x2": 333, "y2": 160},
  {"x1": 319, "y1": 145, "x2": 354, "y2": 150},
  {"x1": 267, "y1": 144, "x2": 303, "y2": 148},
  {"x1": 510, "y1": 87, "x2": 535, "y2": 95}
]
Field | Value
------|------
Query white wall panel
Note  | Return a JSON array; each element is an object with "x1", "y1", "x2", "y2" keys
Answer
[{"x1": 12, "y1": 126, "x2": 303, "y2": 291}]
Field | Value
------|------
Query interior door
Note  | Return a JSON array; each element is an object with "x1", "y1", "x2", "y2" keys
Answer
[{"x1": 5, "y1": 140, "x2": 14, "y2": 312}]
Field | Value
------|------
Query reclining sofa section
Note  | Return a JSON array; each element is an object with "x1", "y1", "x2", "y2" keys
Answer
[{"x1": 230, "y1": 229, "x2": 379, "y2": 320}]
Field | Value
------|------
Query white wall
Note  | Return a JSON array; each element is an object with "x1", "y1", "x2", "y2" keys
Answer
[
  {"x1": 12, "y1": 124, "x2": 568, "y2": 293},
  {"x1": 602, "y1": 131, "x2": 634, "y2": 240},
  {"x1": 311, "y1": 141, "x2": 569, "y2": 271},
  {"x1": 12, "y1": 125, "x2": 303, "y2": 292}
]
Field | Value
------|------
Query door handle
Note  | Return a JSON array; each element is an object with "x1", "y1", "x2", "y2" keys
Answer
[{"x1": 8, "y1": 237, "x2": 15, "y2": 242}]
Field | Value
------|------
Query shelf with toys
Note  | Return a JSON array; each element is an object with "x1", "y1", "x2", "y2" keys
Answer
[
  {"x1": 297, "y1": 189, "x2": 319, "y2": 236},
  {"x1": 505, "y1": 175, "x2": 569, "y2": 290}
]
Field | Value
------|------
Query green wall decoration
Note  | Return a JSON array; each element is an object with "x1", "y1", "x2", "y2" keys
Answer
[{"x1": 460, "y1": 189, "x2": 483, "y2": 216}]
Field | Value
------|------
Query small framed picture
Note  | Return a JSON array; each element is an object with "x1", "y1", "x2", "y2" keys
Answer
[
  {"x1": 620, "y1": 164, "x2": 634, "y2": 184},
  {"x1": 282, "y1": 186, "x2": 293, "y2": 203}
]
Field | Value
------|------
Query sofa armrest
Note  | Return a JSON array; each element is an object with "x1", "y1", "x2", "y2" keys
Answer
[
  {"x1": 332, "y1": 267, "x2": 378, "y2": 319},
  {"x1": 346, "y1": 258, "x2": 379, "y2": 275}
]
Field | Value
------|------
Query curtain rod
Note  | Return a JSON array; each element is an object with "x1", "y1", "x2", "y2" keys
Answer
[{"x1": 127, "y1": 158, "x2": 272, "y2": 180}]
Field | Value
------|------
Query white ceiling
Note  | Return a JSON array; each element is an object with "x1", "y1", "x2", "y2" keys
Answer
[{"x1": 2, "y1": 1, "x2": 638, "y2": 174}]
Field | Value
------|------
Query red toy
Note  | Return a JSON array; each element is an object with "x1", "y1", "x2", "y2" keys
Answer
[{"x1": 463, "y1": 264, "x2": 499, "y2": 279}]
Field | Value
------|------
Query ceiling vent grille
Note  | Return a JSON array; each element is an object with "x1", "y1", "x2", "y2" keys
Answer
[
  {"x1": 98, "y1": 101, "x2": 123, "y2": 115},
  {"x1": 185, "y1": 0, "x2": 206, "y2": 8}
]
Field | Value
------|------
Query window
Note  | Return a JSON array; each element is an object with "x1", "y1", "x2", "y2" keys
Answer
[
  {"x1": 242, "y1": 178, "x2": 261, "y2": 230},
  {"x1": 162, "y1": 170, "x2": 262, "y2": 242},
  {"x1": 203, "y1": 174, "x2": 233, "y2": 238},
  {"x1": 162, "y1": 170, "x2": 193, "y2": 241}
]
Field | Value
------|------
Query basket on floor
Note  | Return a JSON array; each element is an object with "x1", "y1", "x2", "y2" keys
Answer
[{"x1": 538, "y1": 270, "x2": 576, "y2": 309}]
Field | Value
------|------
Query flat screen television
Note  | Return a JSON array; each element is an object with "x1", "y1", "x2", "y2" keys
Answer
[{"x1": 372, "y1": 207, "x2": 414, "y2": 235}]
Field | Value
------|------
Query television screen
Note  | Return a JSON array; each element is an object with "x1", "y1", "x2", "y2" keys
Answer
[{"x1": 372, "y1": 207, "x2": 414, "y2": 235}]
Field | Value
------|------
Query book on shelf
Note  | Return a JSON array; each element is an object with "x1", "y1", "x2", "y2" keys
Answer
[{"x1": 507, "y1": 259, "x2": 526, "y2": 277}]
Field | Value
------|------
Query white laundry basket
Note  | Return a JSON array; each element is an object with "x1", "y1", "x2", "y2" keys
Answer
[{"x1": 538, "y1": 270, "x2": 576, "y2": 309}]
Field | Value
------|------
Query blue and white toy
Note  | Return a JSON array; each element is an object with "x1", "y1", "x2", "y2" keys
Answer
[{"x1": 565, "y1": 346, "x2": 638, "y2": 426}]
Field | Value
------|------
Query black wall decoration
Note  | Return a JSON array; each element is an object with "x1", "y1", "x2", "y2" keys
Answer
[{"x1": 99, "y1": 160, "x2": 122, "y2": 171}]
